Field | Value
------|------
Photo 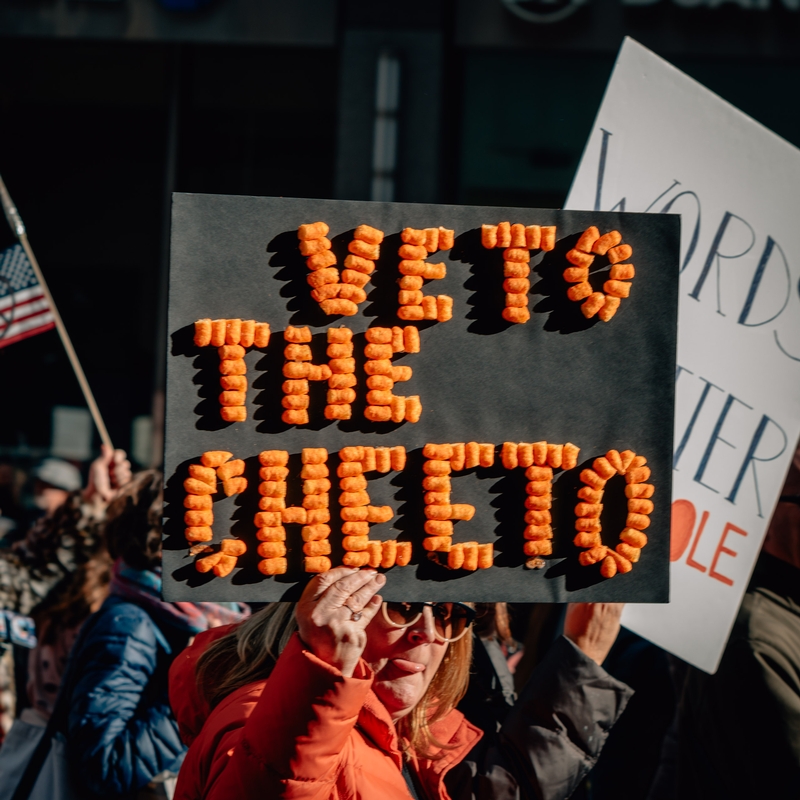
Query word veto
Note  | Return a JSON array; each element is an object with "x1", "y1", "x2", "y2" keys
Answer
[{"x1": 182, "y1": 442, "x2": 655, "y2": 582}]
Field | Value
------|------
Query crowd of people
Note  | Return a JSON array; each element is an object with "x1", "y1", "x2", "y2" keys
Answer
[{"x1": 0, "y1": 445, "x2": 797, "y2": 799}]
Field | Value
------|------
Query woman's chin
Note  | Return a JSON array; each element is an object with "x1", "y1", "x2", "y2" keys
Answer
[{"x1": 374, "y1": 676, "x2": 426, "y2": 720}]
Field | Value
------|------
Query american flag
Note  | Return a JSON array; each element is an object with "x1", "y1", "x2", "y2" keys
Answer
[{"x1": 0, "y1": 244, "x2": 54, "y2": 349}]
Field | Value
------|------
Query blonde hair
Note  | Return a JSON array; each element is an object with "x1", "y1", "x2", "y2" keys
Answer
[{"x1": 196, "y1": 601, "x2": 473, "y2": 758}]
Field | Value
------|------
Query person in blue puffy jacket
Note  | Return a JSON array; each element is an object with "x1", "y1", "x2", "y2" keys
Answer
[{"x1": 63, "y1": 471, "x2": 248, "y2": 799}]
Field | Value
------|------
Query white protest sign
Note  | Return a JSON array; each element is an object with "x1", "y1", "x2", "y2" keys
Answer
[{"x1": 565, "y1": 37, "x2": 800, "y2": 673}]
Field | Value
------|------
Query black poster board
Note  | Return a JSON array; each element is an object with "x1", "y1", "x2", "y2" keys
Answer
[{"x1": 164, "y1": 194, "x2": 679, "y2": 602}]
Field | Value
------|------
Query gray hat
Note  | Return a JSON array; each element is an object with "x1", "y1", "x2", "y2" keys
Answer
[{"x1": 32, "y1": 458, "x2": 81, "y2": 493}]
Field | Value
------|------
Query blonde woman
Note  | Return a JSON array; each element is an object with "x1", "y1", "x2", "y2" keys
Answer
[{"x1": 171, "y1": 568, "x2": 631, "y2": 800}]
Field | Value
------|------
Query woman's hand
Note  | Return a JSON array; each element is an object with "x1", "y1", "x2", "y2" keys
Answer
[
  {"x1": 564, "y1": 603, "x2": 624, "y2": 666},
  {"x1": 84, "y1": 444, "x2": 132, "y2": 504},
  {"x1": 296, "y1": 567, "x2": 386, "y2": 677}
]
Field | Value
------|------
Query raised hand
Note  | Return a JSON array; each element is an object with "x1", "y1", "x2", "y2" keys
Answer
[
  {"x1": 564, "y1": 602, "x2": 624, "y2": 666},
  {"x1": 296, "y1": 567, "x2": 386, "y2": 677}
]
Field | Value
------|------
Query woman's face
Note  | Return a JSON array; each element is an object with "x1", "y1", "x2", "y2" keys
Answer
[{"x1": 362, "y1": 605, "x2": 449, "y2": 721}]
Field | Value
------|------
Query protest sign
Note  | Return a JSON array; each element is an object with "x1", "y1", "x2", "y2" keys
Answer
[
  {"x1": 164, "y1": 194, "x2": 678, "y2": 602},
  {"x1": 566, "y1": 38, "x2": 800, "y2": 672}
]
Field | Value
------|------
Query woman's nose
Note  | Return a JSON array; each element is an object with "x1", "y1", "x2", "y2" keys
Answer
[{"x1": 407, "y1": 607, "x2": 437, "y2": 644}]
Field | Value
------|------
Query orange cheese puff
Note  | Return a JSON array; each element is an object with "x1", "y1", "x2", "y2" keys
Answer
[
  {"x1": 575, "y1": 502, "x2": 603, "y2": 518},
  {"x1": 581, "y1": 293, "x2": 606, "y2": 319},
  {"x1": 185, "y1": 509, "x2": 213, "y2": 527},
  {"x1": 324, "y1": 329, "x2": 351, "y2": 347},
  {"x1": 282, "y1": 507, "x2": 308, "y2": 525},
  {"x1": 575, "y1": 518, "x2": 601, "y2": 533},
  {"x1": 496, "y1": 222, "x2": 511, "y2": 248},
  {"x1": 282, "y1": 395, "x2": 309, "y2": 411},
  {"x1": 300, "y1": 237, "x2": 332, "y2": 257},
  {"x1": 525, "y1": 225, "x2": 541, "y2": 250},
  {"x1": 365, "y1": 406, "x2": 392, "y2": 422},
  {"x1": 184, "y1": 478, "x2": 217, "y2": 496},
  {"x1": 354, "y1": 224, "x2": 384, "y2": 244},
  {"x1": 605, "y1": 450, "x2": 624, "y2": 474},
  {"x1": 592, "y1": 457, "x2": 616, "y2": 480},
  {"x1": 390, "y1": 447, "x2": 407, "y2": 471},
  {"x1": 423, "y1": 536, "x2": 452, "y2": 553},
  {"x1": 304, "y1": 556, "x2": 332, "y2": 573},
  {"x1": 580, "y1": 469, "x2": 607, "y2": 490},
  {"x1": 567, "y1": 282, "x2": 592, "y2": 302},
  {"x1": 216, "y1": 459, "x2": 245, "y2": 481},
  {"x1": 450, "y1": 443, "x2": 466, "y2": 471},
  {"x1": 341, "y1": 507, "x2": 368, "y2": 522},
  {"x1": 628, "y1": 498, "x2": 654, "y2": 515},
  {"x1": 598, "y1": 296, "x2": 621, "y2": 322},
  {"x1": 604, "y1": 280, "x2": 631, "y2": 299},
  {"x1": 524, "y1": 524, "x2": 553, "y2": 540},
  {"x1": 566, "y1": 249, "x2": 594, "y2": 269},
  {"x1": 462, "y1": 543, "x2": 479, "y2": 571},
  {"x1": 575, "y1": 226, "x2": 600, "y2": 253},
  {"x1": 621, "y1": 528, "x2": 648, "y2": 548},
  {"x1": 304, "y1": 478, "x2": 331, "y2": 495},
  {"x1": 367, "y1": 375, "x2": 393, "y2": 392},
  {"x1": 558, "y1": 443, "x2": 578, "y2": 470},
  {"x1": 302, "y1": 523, "x2": 332, "y2": 542},
  {"x1": 528, "y1": 442, "x2": 545, "y2": 466},
  {"x1": 390, "y1": 327, "x2": 406, "y2": 353},
  {"x1": 448, "y1": 543, "x2": 465, "y2": 570},
  {"x1": 222, "y1": 477, "x2": 247, "y2": 496},
  {"x1": 301, "y1": 463, "x2": 329, "y2": 480},
  {"x1": 253, "y1": 323, "x2": 271, "y2": 348},
  {"x1": 402, "y1": 227, "x2": 427, "y2": 246},
  {"x1": 258, "y1": 541, "x2": 287, "y2": 560},
  {"x1": 238, "y1": 320, "x2": 255, "y2": 348},
  {"x1": 194, "y1": 319, "x2": 212, "y2": 347},
  {"x1": 574, "y1": 532, "x2": 602, "y2": 549},
  {"x1": 438, "y1": 228, "x2": 455, "y2": 250},
  {"x1": 259, "y1": 450, "x2": 289, "y2": 467},
  {"x1": 405, "y1": 396, "x2": 422, "y2": 423},
  {"x1": 600, "y1": 556, "x2": 617, "y2": 579},
  {"x1": 423, "y1": 263, "x2": 447, "y2": 281},
  {"x1": 524, "y1": 540, "x2": 552, "y2": 557},
  {"x1": 347, "y1": 239, "x2": 380, "y2": 259},
  {"x1": 478, "y1": 543, "x2": 494, "y2": 569},
  {"x1": 525, "y1": 509, "x2": 552, "y2": 525},
  {"x1": 423, "y1": 443, "x2": 454, "y2": 460},
  {"x1": 189, "y1": 464, "x2": 217, "y2": 485},
  {"x1": 425, "y1": 491, "x2": 451, "y2": 505},
  {"x1": 307, "y1": 250, "x2": 338, "y2": 271},
  {"x1": 579, "y1": 545, "x2": 608, "y2": 566},
  {"x1": 307, "y1": 267, "x2": 339, "y2": 289},
  {"x1": 337, "y1": 463, "x2": 363, "y2": 480},
  {"x1": 322, "y1": 298, "x2": 359, "y2": 316},
  {"x1": 259, "y1": 497, "x2": 286, "y2": 511},
  {"x1": 610, "y1": 263, "x2": 635, "y2": 280},
  {"x1": 340, "y1": 491, "x2": 370, "y2": 507},
  {"x1": 341, "y1": 269, "x2": 370, "y2": 288},
  {"x1": 302, "y1": 448, "x2": 328, "y2": 465},
  {"x1": 327, "y1": 342, "x2": 354, "y2": 359},
  {"x1": 423, "y1": 460, "x2": 451, "y2": 477},
  {"x1": 375, "y1": 448, "x2": 392, "y2": 473},
  {"x1": 261, "y1": 467, "x2": 289, "y2": 482},
  {"x1": 395, "y1": 541, "x2": 412, "y2": 566},
  {"x1": 504, "y1": 262, "x2": 531, "y2": 278},
  {"x1": 626, "y1": 513, "x2": 650, "y2": 531},
  {"x1": 298, "y1": 221, "x2": 330, "y2": 240},
  {"x1": 398, "y1": 260, "x2": 427, "y2": 277},
  {"x1": 577, "y1": 486, "x2": 603, "y2": 504},
  {"x1": 283, "y1": 379, "x2": 309, "y2": 395},
  {"x1": 607, "y1": 550, "x2": 633, "y2": 574},
  {"x1": 196, "y1": 553, "x2": 223, "y2": 573},
  {"x1": 257, "y1": 557, "x2": 287, "y2": 576},
  {"x1": 619, "y1": 450, "x2": 636, "y2": 471},
  {"x1": 366, "y1": 541, "x2": 383, "y2": 569},
  {"x1": 626, "y1": 466, "x2": 651, "y2": 484},
  {"x1": 502, "y1": 442, "x2": 519, "y2": 470},
  {"x1": 398, "y1": 305, "x2": 424, "y2": 321},
  {"x1": 343, "y1": 535, "x2": 370, "y2": 552},
  {"x1": 185, "y1": 526, "x2": 213, "y2": 542},
  {"x1": 340, "y1": 475, "x2": 368, "y2": 492},
  {"x1": 504, "y1": 278, "x2": 530, "y2": 294},
  {"x1": 363, "y1": 359, "x2": 392, "y2": 377},
  {"x1": 515, "y1": 443, "x2": 533, "y2": 469},
  {"x1": 481, "y1": 224, "x2": 498, "y2": 249},
  {"x1": 220, "y1": 376, "x2": 247, "y2": 392},
  {"x1": 398, "y1": 243, "x2": 427, "y2": 260},
  {"x1": 425, "y1": 504, "x2": 453, "y2": 521},
  {"x1": 396, "y1": 328, "x2": 419, "y2": 357},
  {"x1": 451, "y1": 504, "x2": 476, "y2": 521},
  {"x1": 607, "y1": 244, "x2": 633, "y2": 264},
  {"x1": 343, "y1": 552, "x2": 370, "y2": 567},
  {"x1": 342, "y1": 521, "x2": 370, "y2": 536},
  {"x1": 185, "y1": 494, "x2": 212, "y2": 510},
  {"x1": 546, "y1": 444, "x2": 563, "y2": 469},
  {"x1": 425, "y1": 519, "x2": 453, "y2": 536},
  {"x1": 210, "y1": 319, "x2": 226, "y2": 347},
  {"x1": 509, "y1": 224, "x2": 526, "y2": 248},
  {"x1": 505, "y1": 293, "x2": 529, "y2": 308},
  {"x1": 477, "y1": 443, "x2": 494, "y2": 468},
  {"x1": 329, "y1": 373, "x2": 357, "y2": 390},
  {"x1": 436, "y1": 295, "x2": 454, "y2": 323},
  {"x1": 327, "y1": 389, "x2": 356, "y2": 405},
  {"x1": 343, "y1": 254, "x2": 376, "y2": 274},
  {"x1": 391, "y1": 366, "x2": 412, "y2": 383},
  {"x1": 255, "y1": 511, "x2": 282, "y2": 528},
  {"x1": 340, "y1": 446, "x2": 365, "y2": 462},
  {"x1": 525, "y1": 465, "x2": 553, "y2": 481},
  {"x1": 308, "y1": 509, "x2": 331, "y2": 524},
  {"x1": 421, "y1": 296, "x2": 438, "y2": 320},
  {"x1": 225, "y1": 319, "x2": 242, "y2": 345},
  {"x1": 626, "y1": 483, "x2": 655, "y2": 500},
  {"x1": 616, "y1": 543, "x2": 641, "y2": 562},
  {"x1": 365, "y1": 343, "x2": 394, "y2": 361},
  {"x1": 282, "y1": 409, "x2": 309, "y2": 425},
  {"x1": 563, "y1": 267, "x2": 589, "y2": 283},
  {"x1": 310, "y1": 285, "x2": 341, "y2": 306},
  {"x1": 503, "y1": 308, "x2": 530, "y2": 324},
  {"x1": 424, "y1": 228, "x2": 439, "y2": 252},
  {"x1": 329, "y1": 357, "x2": 356, "y2": 374},
  {"x1": 219, "y1": 359, "x2": 246, "y2": 376},
  {"x1": 220, "y1": 407, "x2": 247, "y2": 423},
  {"x1": 540, "y1": 227, "x2": 556, "y2": 251},
  {"x1": 303, "y1": 540, "x2": 332, "y2": 557},
  {"x1": 526, "y1": 495, "x2": 552, "y2": 511},
  {"x1": 592, "y1": 230, "x2": 622, "y2": 255}
]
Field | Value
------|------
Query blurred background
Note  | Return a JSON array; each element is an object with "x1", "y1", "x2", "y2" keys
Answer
[{"x1": 1, "y1": 0, "x2": 799, "y2": 485}]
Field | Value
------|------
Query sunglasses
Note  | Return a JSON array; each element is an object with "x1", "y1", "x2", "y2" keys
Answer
[{"x1": 381, "y1": 601, "x2": 476, "y2": 643}]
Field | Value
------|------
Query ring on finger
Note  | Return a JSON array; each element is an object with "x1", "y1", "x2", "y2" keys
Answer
[{"x1": 344, "y1": 601, "x2": 362, "y2": 622}]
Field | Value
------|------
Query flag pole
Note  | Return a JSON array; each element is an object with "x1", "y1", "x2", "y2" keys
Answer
[{"x1": 0, "y1": 173, "x2": 113, "y2": 451}]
